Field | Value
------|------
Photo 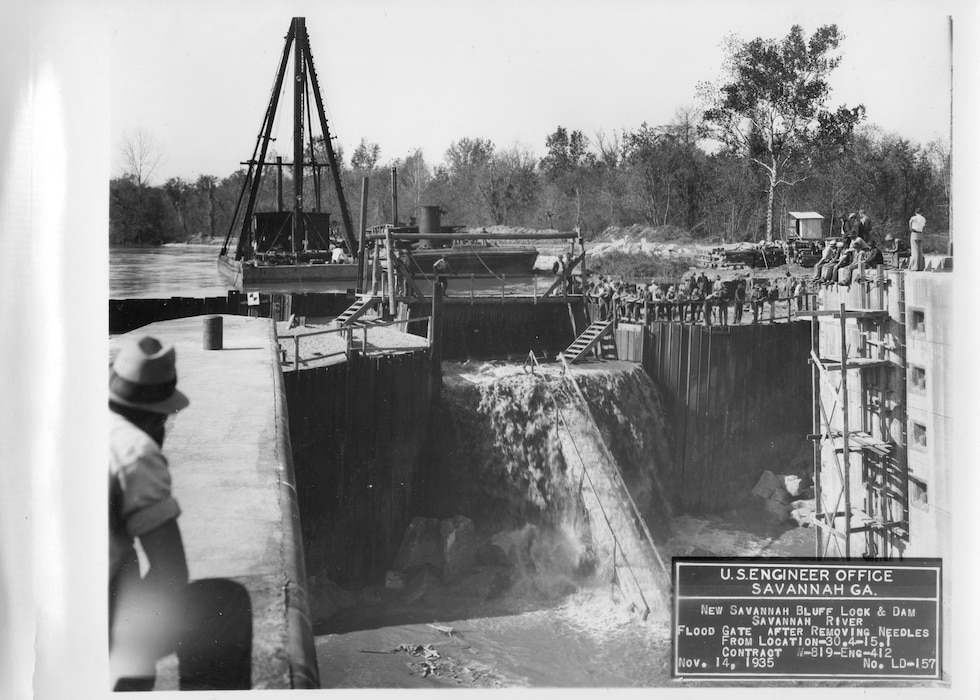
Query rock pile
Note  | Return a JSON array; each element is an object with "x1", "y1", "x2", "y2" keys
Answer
[
  {"x1": 387, "y1": 515, "x2": 513, "y2": 603},
  {"x1": 751, "y1": 469, "x2": 815, "y2": 526}
]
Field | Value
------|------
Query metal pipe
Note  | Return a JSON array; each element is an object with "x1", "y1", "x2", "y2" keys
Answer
[
  {"x1": 386, "y1": 228, "x2": 396, "y2": 318},
  {"x1": 365, "y1": 231, "x2": 578, "y2": 241},
  {"x1": 357, "y1": 177, "x2": 369, "y2": 293}
]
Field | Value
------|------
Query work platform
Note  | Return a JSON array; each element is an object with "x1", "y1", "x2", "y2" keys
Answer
[{"x1": 109, "y1": 315, "x2": 317, "y2": 690}]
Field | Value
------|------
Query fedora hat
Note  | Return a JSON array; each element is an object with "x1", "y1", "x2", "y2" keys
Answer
[{"x1": 109, "y1": 336, "x2": 189, "y2": 414}]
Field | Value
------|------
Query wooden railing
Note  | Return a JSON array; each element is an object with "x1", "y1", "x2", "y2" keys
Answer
[{"x1": 279, "y1": 315, "x2": 431, "y2": 368}]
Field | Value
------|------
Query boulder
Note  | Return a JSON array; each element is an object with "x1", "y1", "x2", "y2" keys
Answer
[
  {"x1": 441, "y1": 515, "x2": 478, "y2": 580},
  {"x1": 476, "y1": 541, "x2": 509, "y2": 567},
  {"x1": 456, "y1": 566, "x2": 512, "y2": 600},
  {"x1": 751, "y1": 470, "x2": 783, "y2": 500},
  {"x1": 762, "y1": 498, "x2": 793, "y2": 523},
  {"x1": 790, "y1": 498, "x2": 816, "y2": 528},
  {"x1": 783, "y1": 475, "x2": 805, "y2": 498},
  {"x1": 393, "y1": 516, "x2": 442, "y2": 573},
  {"x1": 403, "y1": 563, "x2": 443, "y2": 604},
  {"x1": 385, "y1": 570, "x2": 406, "y2": 591},
  {"x1": 306, "y1": 575, "x2": 358, "y2": 622}
]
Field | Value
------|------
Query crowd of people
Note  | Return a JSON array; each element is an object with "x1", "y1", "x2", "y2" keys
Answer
[
  {"x1": 573, "y1": 206, "x2": 929, "y2": 326},
  {"x1": 584, "y1": 270, "x2": 810, "y2": 326}
]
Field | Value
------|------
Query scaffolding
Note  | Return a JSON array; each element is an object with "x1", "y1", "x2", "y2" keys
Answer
[{"x1": 801, "y1": 266, "x2": 909, "y2": 559}]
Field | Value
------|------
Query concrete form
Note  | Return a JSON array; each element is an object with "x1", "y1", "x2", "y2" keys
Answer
[{"x1": 110, "y1": 315, "x2": 317, "y2": 689}]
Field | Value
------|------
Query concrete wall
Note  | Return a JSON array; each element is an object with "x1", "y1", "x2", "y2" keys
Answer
[
  {"x1": 111, "y1": 316, "x2": 318, "y2": 689},
  {"x1": 903, "y1": 273, "x2": 953, "y2": 559}
]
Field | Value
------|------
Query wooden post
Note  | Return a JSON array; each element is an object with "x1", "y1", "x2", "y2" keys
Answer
[
  {"x1": 811, "y1": 307, "x2": 822, "y2": 558},
  {"x1": 839, "y1": 302, "x2": 851, "y2": 558},
  {"x1": 703, "y1": 300, "x2": 711, "y2": 328},
  {"x1": 578, "y1": 228, "x2": 588, "y2": 321},
  {"x1": 371, "y1": 241, "x2": 380, "y2": 295},
  {"x1": 357, "y1": 177, "x2": 369, "y2": 293},
  {"x1": 385, "y1": 228, "x2": 396, "y2": 318},
  {"x1": 875, "y1": 264, "x2": 885, "y2": 310},
  {"x1": 501, "y1": 274, "x2": 506, "y2": 300},
  {"x1": 430, "y1": 281, "x2": 443, "y2": 400},
  {"x1": 276, "y1": 156, "x2": 284, "y2": 212}
]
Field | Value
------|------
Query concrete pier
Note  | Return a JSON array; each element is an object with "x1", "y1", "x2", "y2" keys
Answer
[{"x1": 110, "y1": 315, "x2": 317, "y2": 689}]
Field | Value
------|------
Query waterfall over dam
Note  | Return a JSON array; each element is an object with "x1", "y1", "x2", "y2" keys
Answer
[{"x1": 423, "y1": 360, "x2": 676, "y2": 619}]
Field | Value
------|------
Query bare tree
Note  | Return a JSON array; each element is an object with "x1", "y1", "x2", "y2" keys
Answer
[
  {"x1": 400, "y1": 149, "x2": 432, "y2": 218},
  {"x1": 119, "y1": 128, "x2": 163, "y2": 188}
]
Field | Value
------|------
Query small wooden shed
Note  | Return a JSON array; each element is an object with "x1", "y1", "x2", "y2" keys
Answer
[{"x1": 788, "y1": 211, "x2": 824, "y2": 239}]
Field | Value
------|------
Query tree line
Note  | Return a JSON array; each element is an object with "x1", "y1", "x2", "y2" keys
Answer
[{"x1": 110, "y1": 25, "x2": 950, "y2": 248}]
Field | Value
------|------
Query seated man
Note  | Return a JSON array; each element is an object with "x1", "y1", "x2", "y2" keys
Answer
[
  {"x1": 110, "y1": 336, "x2": 251, "y2": 691},
  {"x1": 813, "y1": 240, "x2": 837, "y2": 281}
]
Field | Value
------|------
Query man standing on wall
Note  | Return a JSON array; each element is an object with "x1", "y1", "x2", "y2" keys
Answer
[
  {"x1": 857, "y1": 208, "x2": 874, "y2": 243},
  {"x1": 433, "y1": 255, "x2": 452, "y2": 294},
  {"x1": 908, "y1": 207, "x2": 926, "y2": 271},
  {"x1": 109, "y1": 336, "x2": 251, "y2": 691}
]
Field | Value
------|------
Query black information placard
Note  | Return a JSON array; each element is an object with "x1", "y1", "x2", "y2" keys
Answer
[{"x1": 673, "y1": 559, "x2": 941, "y2": 680}]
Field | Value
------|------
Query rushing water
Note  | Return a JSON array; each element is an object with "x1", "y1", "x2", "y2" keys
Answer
[
  {"x1": 312, "y1": 361, "x2": 814, "y2": 689},
  {"x1": 110, "y1": 245, "x2": 558, "y2": 299}
]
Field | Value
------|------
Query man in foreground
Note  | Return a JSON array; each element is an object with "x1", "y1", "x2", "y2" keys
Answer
[{"x1": 109, "y1": 335, "x2": 251, "y2": 691}]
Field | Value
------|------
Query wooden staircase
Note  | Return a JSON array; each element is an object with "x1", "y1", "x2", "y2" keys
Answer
[
  {"x1": 562, "y1": 318, "x2": 615, "y2": 364},
  {"x1": 334, "y1": 294, "x2": 379, "y2": 327}
]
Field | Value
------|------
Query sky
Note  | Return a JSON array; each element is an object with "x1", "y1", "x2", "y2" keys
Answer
[{"x1": 108, "y1": 0, "x2": 962, "y2": 184}]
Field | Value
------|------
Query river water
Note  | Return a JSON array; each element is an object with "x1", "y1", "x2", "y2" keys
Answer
[
  {"x1": 110, "y1": 245, "x2": 558, "y2": 299},
  {"x1": 110, "y1": 245, "x2": 234, "y2": 299}
]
